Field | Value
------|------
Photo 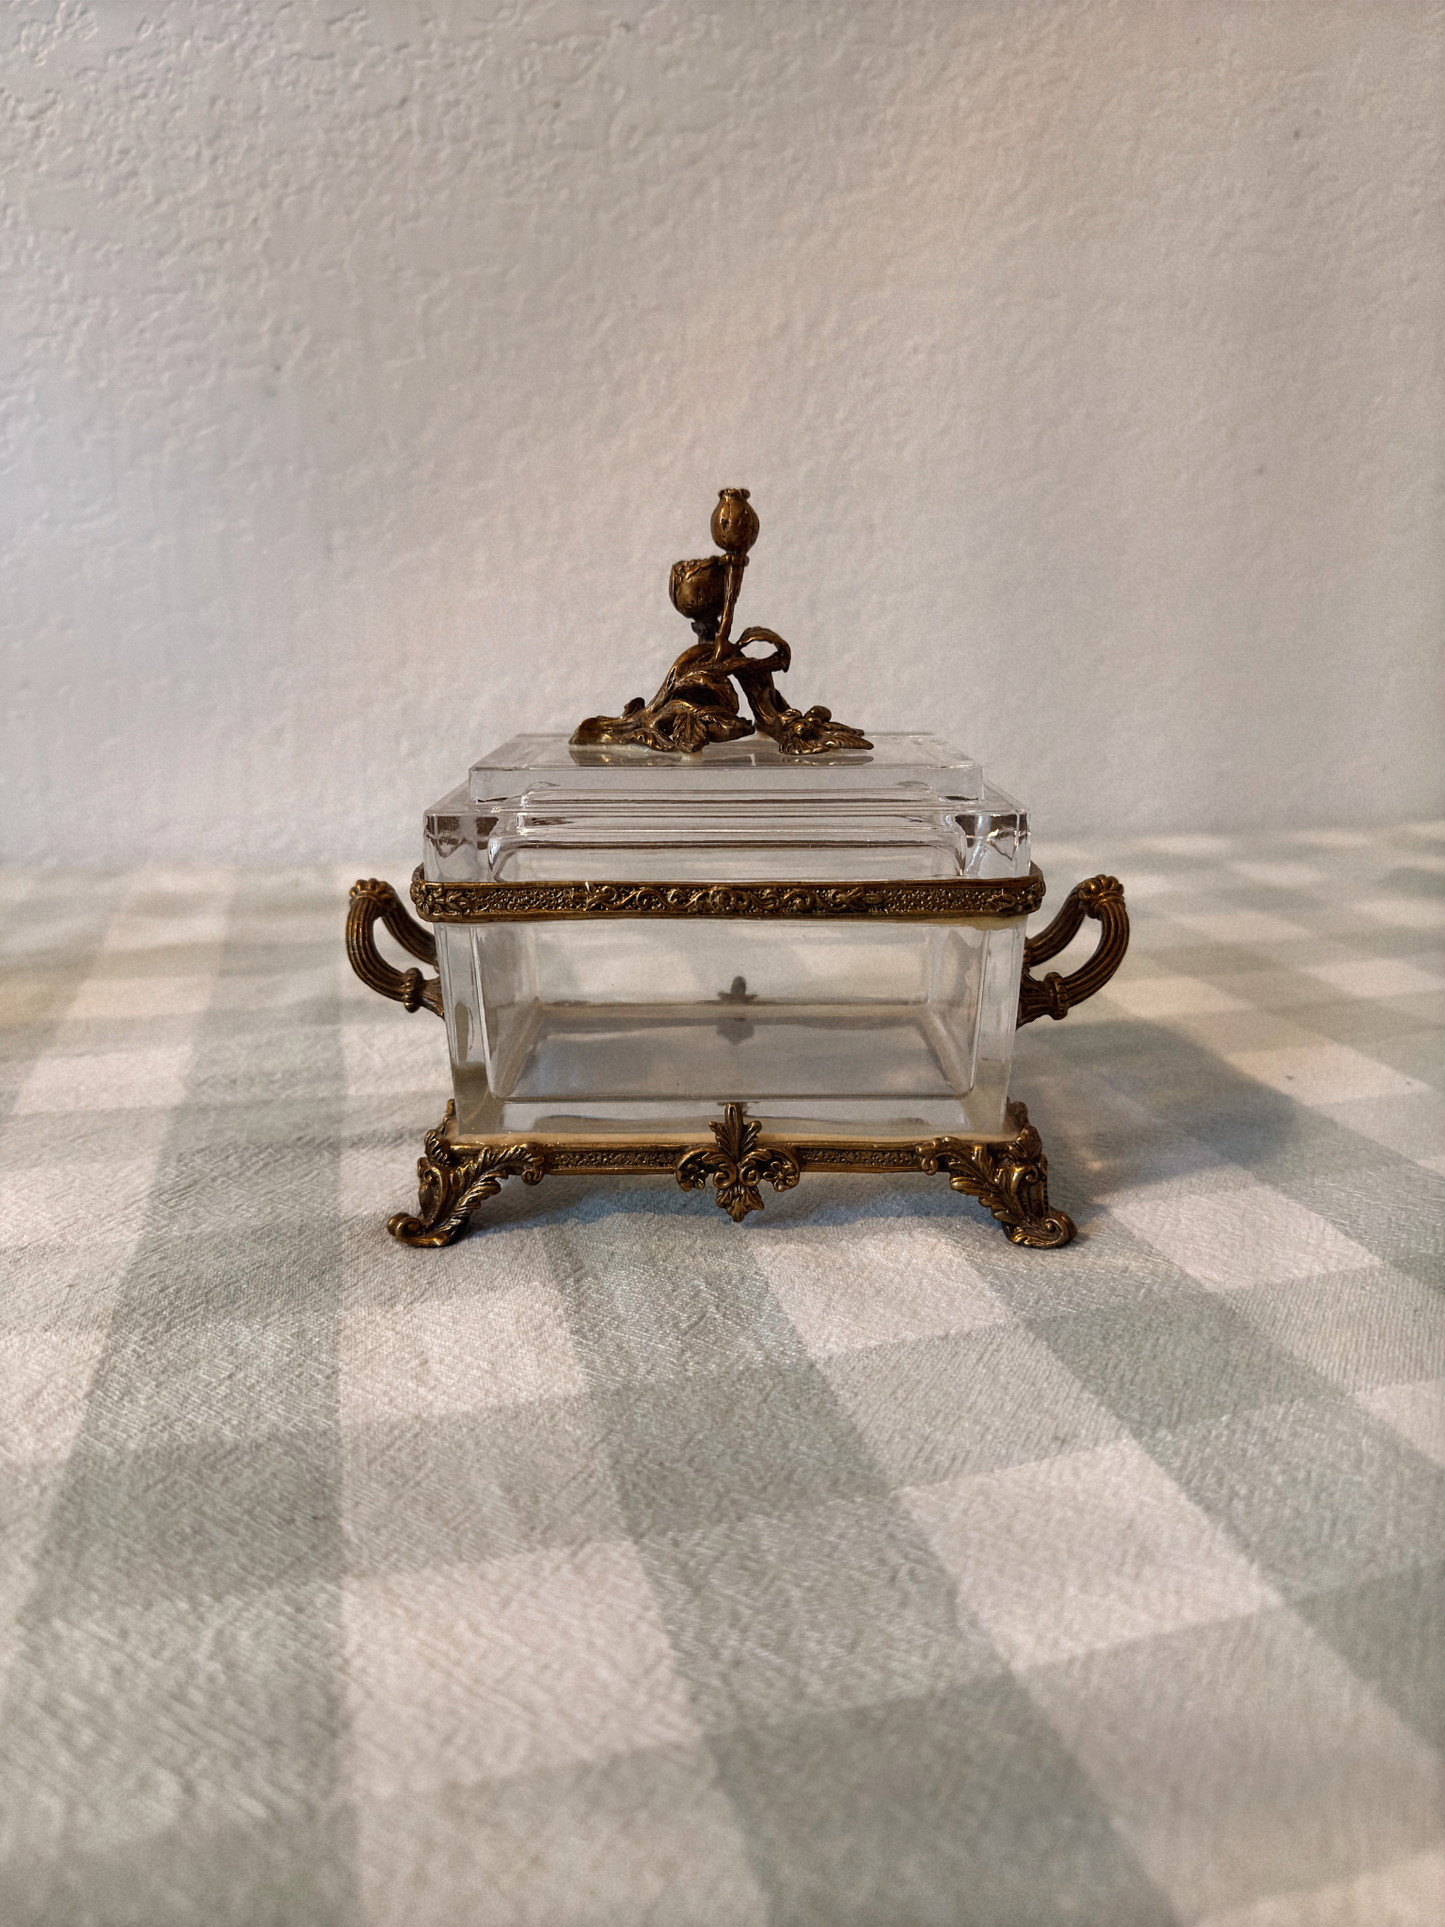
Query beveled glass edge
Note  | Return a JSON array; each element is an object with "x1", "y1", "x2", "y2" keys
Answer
[{"x1": 410, "y1": 864, "x2": 1045, "y2": 922}]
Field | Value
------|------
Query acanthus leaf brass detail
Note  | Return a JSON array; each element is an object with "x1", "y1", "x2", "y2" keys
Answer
[
  {"x1": 675, "y1": 1104, "x2": 802, "y2": 1221},
  {"x1": 346, "y1": 878, "x2": 444, "y2": 1017},
  {"x1": 571, "y1": 489, "x2": 871, "y2": 756},
  {"x1": 916, "y1": 1102, "x2": 1075, "y2": 1247},
  {"x1": 409, "y1": 868, "x2": 1046, "y2": 923},
  {"x1": 1017, "y1": 874, "x2": 1129, "y2": 1026},
  {"x1": 387, "y1": 1102, "x2": 546, "y2": 1247}
]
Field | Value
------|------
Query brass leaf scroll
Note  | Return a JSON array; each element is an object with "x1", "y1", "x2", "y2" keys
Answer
[{"x1": 675, "y1": 1104, "x2": 803, "y2": 1221}]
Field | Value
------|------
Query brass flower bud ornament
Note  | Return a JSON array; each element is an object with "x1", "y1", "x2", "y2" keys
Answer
[
  {"x1": 710, "y1": 488, "x2": 760, "y2": 555},
  {"x1": 669, "y1": 556, "x2": 728, "y2": 630}
]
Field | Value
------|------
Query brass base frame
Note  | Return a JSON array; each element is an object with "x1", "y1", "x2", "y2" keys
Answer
[{"x1": 386, "y1": 1099, "x2": 1075, "y2": 1250}]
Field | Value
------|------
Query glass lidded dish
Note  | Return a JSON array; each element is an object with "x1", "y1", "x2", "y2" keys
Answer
[{"x1": 346, "y1": 491, "x2": 1128, "y2": 1248}]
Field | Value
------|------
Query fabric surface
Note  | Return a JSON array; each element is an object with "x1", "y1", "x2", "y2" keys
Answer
[{"x1": 1, "y1": 828, "x2": 1443, "y2": 1927}]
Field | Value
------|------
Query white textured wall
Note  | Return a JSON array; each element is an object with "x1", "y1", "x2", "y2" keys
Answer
[{"x1": 4, "y1": 0, "x2": 1442, "y2": 862}]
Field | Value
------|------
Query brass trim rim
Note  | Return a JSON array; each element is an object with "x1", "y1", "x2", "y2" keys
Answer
[{"x1": 410, "y1": 865, "x2": 1045, "y2": 923}]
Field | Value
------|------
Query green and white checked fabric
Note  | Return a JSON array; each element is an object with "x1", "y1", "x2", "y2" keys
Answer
[{"x1": 2, "y1": 827, "x2": 1443, "y2": 1926}]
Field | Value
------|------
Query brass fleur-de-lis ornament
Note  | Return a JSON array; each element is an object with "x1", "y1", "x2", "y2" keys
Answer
[
  {"x1": 675, "y1": 1103, "x2": 802, "y2": 1220},
  {"x1": 571, "y1": 490, "x2": 872, "y2": 757}
]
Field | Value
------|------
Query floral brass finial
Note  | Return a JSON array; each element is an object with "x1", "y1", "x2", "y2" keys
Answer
[{"x1": 571, "y1": 489, "x2": 872, "y2": 756}]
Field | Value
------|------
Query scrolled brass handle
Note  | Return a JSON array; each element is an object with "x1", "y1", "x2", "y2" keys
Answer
[
  {"x1": 346, "y1": 879, "x2": 444, "y2": 1017},
  {"x1": 1017, "y1": 874, "x2": 1129, "y2": 1026}
]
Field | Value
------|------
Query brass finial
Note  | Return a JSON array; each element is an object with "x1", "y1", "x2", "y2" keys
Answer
[{"x1": 570, "y1": 490, "x2": 872, "y2": 756}]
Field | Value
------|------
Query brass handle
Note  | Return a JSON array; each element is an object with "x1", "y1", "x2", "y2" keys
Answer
[
  {"x1": 1017, "y1": 874, "x2": 1129, "y2": 1026},
  {"x1": 346, "y1": 879, "x2": 444, "y2": 1017}
]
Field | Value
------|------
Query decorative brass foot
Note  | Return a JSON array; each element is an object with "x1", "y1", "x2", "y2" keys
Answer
[
  {"x1": 387, "y1": 1102, "x2": 546, "y2": 1247},
  {"x1": 571, "y1": 490, "x2": 871, "y2": 757},
  {"x1": 676, "y1": 1103, "x2": 802, "y2": 1221},
  {"x1": 917, "y1": 1102, "x2": 1075, "y2": 1247}
]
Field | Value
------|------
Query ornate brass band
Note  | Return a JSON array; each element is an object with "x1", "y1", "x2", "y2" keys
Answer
[
  {"x1": 409, "y1": 866, "x2": 1046, "y2": 924},
  {"x1": 387, "y1": 1099, "x2": 1074, "y2": 1249},
  {"x1": 1017, "y1": 873, "x2": 1129, "y2": 1025}
]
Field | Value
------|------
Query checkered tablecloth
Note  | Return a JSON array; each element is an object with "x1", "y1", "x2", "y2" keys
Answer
[{"x1": 2, "y1": 827, "x2": 1443, "y2": 1926}]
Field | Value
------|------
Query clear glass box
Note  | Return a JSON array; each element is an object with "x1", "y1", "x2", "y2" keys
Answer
[{"x1": 421, "y1": 734, "x2": 1033, "y2": 1141}]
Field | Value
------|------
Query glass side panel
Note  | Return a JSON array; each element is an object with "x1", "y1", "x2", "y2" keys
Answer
[{"x1": 435, "y1": 919, "x2": 1023, "y2": 1140}]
